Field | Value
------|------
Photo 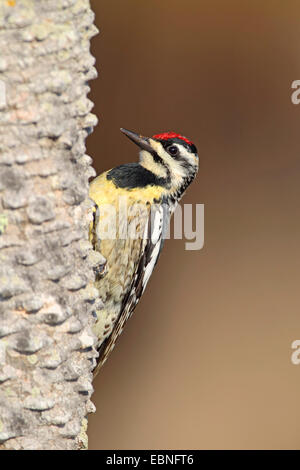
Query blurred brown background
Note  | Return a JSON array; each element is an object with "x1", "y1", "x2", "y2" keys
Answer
[{"x1": 87, "y1": 0, "x2": 300, "y2": 449}]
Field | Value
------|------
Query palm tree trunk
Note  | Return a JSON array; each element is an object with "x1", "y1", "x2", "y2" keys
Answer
[{"x1": 0, "y1": 0, "x2": 99, "y2": 450}]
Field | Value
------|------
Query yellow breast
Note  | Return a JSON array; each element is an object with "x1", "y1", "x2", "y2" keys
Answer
[{"x1": 89, "y1": 171, "x2": 166, "y2": 207}]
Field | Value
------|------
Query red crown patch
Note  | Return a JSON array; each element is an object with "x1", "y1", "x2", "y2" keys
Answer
[{"x1": 152, "y1": 132, "x2": 194, "y2": 146}]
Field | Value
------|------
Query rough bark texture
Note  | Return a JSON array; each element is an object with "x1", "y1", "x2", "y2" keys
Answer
[{"x1": 0, "y1": 0, "x2": 100, "y2": 450}]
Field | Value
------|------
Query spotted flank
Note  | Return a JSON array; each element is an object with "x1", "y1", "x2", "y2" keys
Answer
[{"x1": 94, "y1": 204, "x2": 167, "y2": 371}]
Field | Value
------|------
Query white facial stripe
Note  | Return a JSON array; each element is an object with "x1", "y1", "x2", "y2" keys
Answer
[
  {"x1": 149, "y1": 140, "x2": 186, "y2": 179},
  {"x1": 139, "y1": 149, "x2": 168, "y2": 178},
  {"x1": 175, "y1": 144, "x2": 198, "y2": 167},
  {"x1": 149, "y1": 140, "x2": 198, "y2": 185}
]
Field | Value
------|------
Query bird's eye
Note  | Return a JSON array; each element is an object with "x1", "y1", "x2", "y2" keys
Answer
[{"x1": 168, "y1": 145, "x2": 178, "y2": 156}]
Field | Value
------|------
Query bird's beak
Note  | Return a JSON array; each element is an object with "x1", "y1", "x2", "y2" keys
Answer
[{"x1": 120, "y1": 128, "x2": 153, "y2": 154}]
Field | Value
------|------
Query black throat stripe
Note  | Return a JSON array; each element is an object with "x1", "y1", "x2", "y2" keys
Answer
[{"x1": 107, "y1": 163, "x2": 169, "y2": 189}]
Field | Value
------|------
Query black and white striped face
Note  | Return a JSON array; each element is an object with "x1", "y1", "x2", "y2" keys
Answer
[
  {"x1": 147, "y1": 134, "x2": 198, "y2": 189},
  {"x1": 120, "y1": 128, "x2": 198, "y2": 193}
]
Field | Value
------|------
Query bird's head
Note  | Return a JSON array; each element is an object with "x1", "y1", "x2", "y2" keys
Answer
[{"x1": 121, "y1": 128, "x2": 198, "y2": 193}]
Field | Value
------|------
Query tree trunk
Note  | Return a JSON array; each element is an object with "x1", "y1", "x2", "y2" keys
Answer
[{"x1": 0, "y1": 0, "x2": 99, "y2": 450}]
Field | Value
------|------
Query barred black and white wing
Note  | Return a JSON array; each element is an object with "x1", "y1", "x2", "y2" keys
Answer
[{"x1": 94, "y1": 203, "x2": 170, "y2": 372}]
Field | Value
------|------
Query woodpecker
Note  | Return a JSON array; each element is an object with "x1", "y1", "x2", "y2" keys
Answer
[{"x1": 89, "y1": 128, "x2": 198, "y2": 374}]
